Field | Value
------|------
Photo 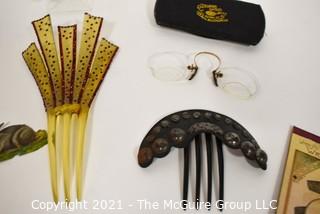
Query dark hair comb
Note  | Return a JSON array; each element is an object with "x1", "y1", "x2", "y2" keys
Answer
[{"x1": 137, "y1": 109, "x2": 267, "y2": 211}]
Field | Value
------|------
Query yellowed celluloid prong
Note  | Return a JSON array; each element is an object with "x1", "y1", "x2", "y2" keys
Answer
[
  {"x1": 33, "y1": 16, "x2": 63, "y2": 202},
  {"x1": 33, "y1": 15, "x2": 63, "y2": 106},
  {"x1": 73, "y1": 13, "x2": 103, "y2": 104},
  {"x1": 58, "y1": 25, "x2": 77, "y2": 203},
  {"x1": 76, "y1": 107, "x2": 89, "y2": 201},
  {"x1": 62, "y1": 112, "x2": 71, "y2": 202},
  {"x1": 80, "y1": 38, "x2": 118, "y2": 106},
  {"x1": 58, "y1": 25, "x2": 77, "y2": 104},
  {"x1": 75, "y1": 39, "x2": 118, "y2": 201},
  {"x1": 47, "y1": 111, "x2": 59, "y2": 203},
  {"x1": 22, "y1": 43, "x2": 55, "y2": 110},
  {"x1": 23, "y1": 43, "x2": 58, "y2": 203}
]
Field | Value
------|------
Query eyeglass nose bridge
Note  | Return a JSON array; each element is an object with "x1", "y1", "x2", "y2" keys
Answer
[{"x1": 189, "y1": 51, "x2": 222, "y2": 82}]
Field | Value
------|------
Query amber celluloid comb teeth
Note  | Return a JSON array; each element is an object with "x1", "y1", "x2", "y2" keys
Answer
[
  {"x1": 22, "y1": 13, "x2": 119, "y2": 202},
  {"x1": 137, "y1": 110, "x2": 268, "y2": 211}
]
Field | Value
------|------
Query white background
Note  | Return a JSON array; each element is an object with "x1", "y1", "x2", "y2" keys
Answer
[{"x1": 0, "y1": 0, "x2": 320, "y2": 213}]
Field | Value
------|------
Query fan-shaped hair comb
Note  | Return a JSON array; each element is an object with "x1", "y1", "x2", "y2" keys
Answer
[
  {"x1": 22, "y1": 13, "x2": 118, "y2": 202},
  {"x1": 137, "y1": 110, "x2": 267, "y2": 211}
]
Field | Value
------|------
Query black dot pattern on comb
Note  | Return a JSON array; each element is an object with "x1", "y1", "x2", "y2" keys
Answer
[
  {"x1": 81, "y1": 38, "x2": 118, "y2": 106},
  {"x1": 73, "y1": 13, "x2": 103, "y2": 104},
  {"x1": 32, "y1": 15, "x2": 63, "y2": 106},
  {"x1": 58, "y1": 25, "x2": 77, "y2": 104},
  {"x1": 22, "y1": 43, "x2": 55, "y2": 110}
]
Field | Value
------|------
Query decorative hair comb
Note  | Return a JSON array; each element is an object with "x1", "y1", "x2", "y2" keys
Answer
[
  {"x1": 137, "y1": 110, "x2": 267, "y2": 211},
  {"x1": 22, "y1": 13, "x2": 118, "y2": 202}
]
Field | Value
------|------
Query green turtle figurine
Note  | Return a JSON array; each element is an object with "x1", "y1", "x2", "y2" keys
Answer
[{"x1": 0, "y1": 123, "x2": 47, "y2": 162}]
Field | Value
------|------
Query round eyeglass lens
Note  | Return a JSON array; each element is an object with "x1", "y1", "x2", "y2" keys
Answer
[
  {"x1": 148, "y1": 52, "x2": 190, "y2": 82},
  {"x1": 217, "y1": 67, "x2": 258, "y2": 99}
]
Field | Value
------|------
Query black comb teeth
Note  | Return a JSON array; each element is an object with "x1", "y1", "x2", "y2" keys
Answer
[
  {"x1": 205, "y1": 134, "x2": 213, "y2": 210},
  {"x1": 182, "y1": 134, "x2": 224, "y2": 211},
  {"x1": 194, "y1": 134, "x2": 202, "y2": 209},
  {"x1": 216, "y1": 137, "x2": 225, "y2": 211},
  {"x1": 182, "y1": 145, "x2": 190, "y2": 210}
]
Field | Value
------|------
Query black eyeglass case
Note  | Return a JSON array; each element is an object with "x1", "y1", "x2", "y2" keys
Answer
[{"x1": 154, "y1": 0, "x2": 265, "y2": 45}]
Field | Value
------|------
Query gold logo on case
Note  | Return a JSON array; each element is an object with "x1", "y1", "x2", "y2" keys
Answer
[{"x1": 196, "y1": 3, "x2": 229, "y2": 23}]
